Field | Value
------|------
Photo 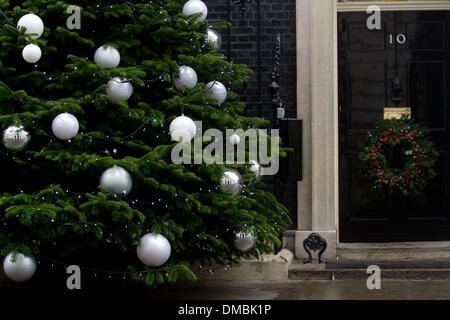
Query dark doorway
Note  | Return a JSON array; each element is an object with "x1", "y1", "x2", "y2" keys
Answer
[{"x1": 338, "y1": 11, "x2": 450, "y2": 242}]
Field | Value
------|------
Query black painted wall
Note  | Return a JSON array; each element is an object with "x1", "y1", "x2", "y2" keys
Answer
[{"x1": 207, "y1": 0, "x2": 298, "y2": 227}]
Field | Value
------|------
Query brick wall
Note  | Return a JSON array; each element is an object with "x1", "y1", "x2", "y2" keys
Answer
[{"x1": 207, "y1": 0, "x2": 298, "y2": 227}]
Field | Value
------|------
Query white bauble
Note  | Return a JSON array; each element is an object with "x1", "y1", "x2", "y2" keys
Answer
[
  {"x1": 174, "y1": 66, "x2": 198, "y2": 91},
  {"x1": 137, "y1": 233, "x2": 171, "y2": 267},
  {"x1": 206, "y1": 29, "x2": 221, "y2": 49},
  {"x1": 3, "y1": 252, "x2": 36, "y2": 282},
  {"x1": 3, "y1": 125, "x2": 30, "y2": 150},
  {"x1": 229, "y1": 133, "x2": 241, "y2": 145},
  {"x1": 220, "y1": 170, "x2": 243, "y2": 195},
  {"x1": 100, "y1": 166, "x2": 133, "y2": 196},
  {"x1": 182, "y1": 0, "x2": 208, "y2": 21},
  {"x1": 22, "y1": 44, "x2": 41, "y2": 63},
  {"x1": 52, "y1": 113, "x2": 79, "y2": 140},
  {"x1": 234, "y1": 232, "x2": 257, "y2": 252},
  {"x1": 169, "y1": 115, "x2": 197, "y2": 143},
  {"x1": 17, "y1": 14, "x2": 44, "y2": 40},
  {"x1": 94, "y1": 45, "x2": 121, "y2": 68},
  {"x1": 106, "y1": 77, "x2": 133, "y2": 101},
  {"x1": 204, "y1": 81, "x2": 227, "y2": 105}
]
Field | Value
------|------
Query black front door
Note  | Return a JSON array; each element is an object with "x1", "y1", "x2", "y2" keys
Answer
[{"x1": 338, "y1": 11, "x2": 450, "y2": 242}]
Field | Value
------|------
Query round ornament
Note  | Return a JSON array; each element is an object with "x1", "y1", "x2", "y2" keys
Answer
[
  {"x1": 52, "y1": 113, "x2": 79, "y2": 140},
  {"x1": 94, "y1": 45, "x2": 121, "y2": 68},
  {"x1": 3, "y1": 125, "x2": 30, "y2": 150},
  {"x1": 17, "y1": 14, "x2": 44, "y2": 40},
  {"x1": 174, "y1": 66, "x2": 198, "y2": 91},
  {"x1": 100, "y1": 166, "x2": 133, "y2": 196},
  {"x1": 206, "y1": 29, "x2": 221, "y2": 49},
  {"x1": 137, "y1": 233, "x2": 171, "y2": 267},
  {"x1": 182, "y1": 0, "x2": 208, "y2": 21},
  {"x1": 169, "y1": 115, "x2": 197, "y2": 143},
  {"x1": 22, "y1": 44, "x2": 41, "y2": 63},
  {"x1": 220, "y1": 170, "x2": 243, "y2": 195},
  {"x1": 359, "y1": 116, "x2": 439, "y2": 196},
  {"x1": 234, "y1": 232, "x2": 257, "y2": 252},
  {"x1": 204, "y1": 81, "x2": 227, "y2": 105},
  {"x1": 249, "y1": 160, "x2": 263, "y2": 182},
  {"x1": 229, "y1": 133, "x2": 241, "y2": 145},
  {"x1": 106, "y1": 77, "x2": 133, "y2": 101},
  {"x1": 3, "y1": 252, "x2": 36, "y2": 282}
]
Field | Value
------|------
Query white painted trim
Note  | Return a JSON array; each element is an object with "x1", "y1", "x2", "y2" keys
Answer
[
  {"x1": 338, "y1": 0, "x2": 450, "y2": 12},
  {"x1": 333, "y1": 0, "x2": 340, "y2": 243}
]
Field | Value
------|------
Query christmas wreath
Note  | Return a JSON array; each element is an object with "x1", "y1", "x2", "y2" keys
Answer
[{"x1": 359, "y1": 116, "x2": 439, "y2": 196}]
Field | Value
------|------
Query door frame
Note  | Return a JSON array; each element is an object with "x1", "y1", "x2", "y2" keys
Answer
[{"x1": 295, "y1": 0, "x2": 450, "y2": 257}]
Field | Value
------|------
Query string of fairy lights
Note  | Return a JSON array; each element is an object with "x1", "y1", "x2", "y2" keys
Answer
[
  {"x1": 0, "y1": 0, "x2": 275, "y2": 283},
  {"x1": 0, "y1": 185, "x2": 259, "y2": 277}
]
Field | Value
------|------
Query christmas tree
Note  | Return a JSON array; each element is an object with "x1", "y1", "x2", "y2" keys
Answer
[{"x1": 0, "y1": 0, "x2": 290, "y2": 286}]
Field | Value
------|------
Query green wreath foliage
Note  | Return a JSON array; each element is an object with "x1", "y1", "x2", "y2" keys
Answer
[{"x1": 359, "y1": 116, "x2": 439, "y2": 196}]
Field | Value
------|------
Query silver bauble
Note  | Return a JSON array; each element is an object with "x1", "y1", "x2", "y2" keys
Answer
[
  {"x1": 94, "y1": 45, "x2": 121, "y2": 68},
  {"x1": 174, "y1": 66, "x2": 198, "y2": 91},
  {"x1": 182, "y1": 0, "x2": 208, "y2": 21},
  {"x1": 206, "y1": 29, "x2": 222, "y2": 49},
  {"x1": 249, "y1": 160, "x2": 263, "y2": 182},
  {"x1": 204, "y1": 81, "x2": 227, "y2": 105},
  {"x1": 100, "y1": 165, "x2": 133, "y2": 196},
  {"x1": 3, "y1": 125, "x2": 30, "y2": 150},
  {"x1": 220, "y1": 170, "x2": 243, "y2": 195},
  {"x1": 234, "y1": 232, "x2": 257, "y2": 252},
  {"x1": 137, "y1": 233, "x2": 171, "y2": 267},
  {"x1": 106, "y1": 77, "x2": 133, "y2": 101},
  {"x1": 3, "y1": 252, "x2": 36, "y2": 282}
]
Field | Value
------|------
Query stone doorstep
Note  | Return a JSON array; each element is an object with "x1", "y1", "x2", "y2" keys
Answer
[
  {"x1": 288, "y1": 260, "x2": 450, "y2": 281},
  {"x1": 337, "y1": 242, "x2": 450, "y2": 261},
  {"x1": 194, "y1": 249, "x2": 294, "y2": 281}
]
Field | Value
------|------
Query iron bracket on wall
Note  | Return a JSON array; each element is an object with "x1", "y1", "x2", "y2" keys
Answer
[
  {"x1": 303, "y1": 233, "x2": 328, "y2": 264},
  {"x1": 233, "y1": 0, "x2": 252, "y2": 13}
]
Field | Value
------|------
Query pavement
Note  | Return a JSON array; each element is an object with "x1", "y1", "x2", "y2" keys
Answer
[
  {"x1": 111, "y1": 280, "x2": 450, "y2": 300},
  {"x1": 2, "y1": 278, "x2": 450, "y2": 300}
]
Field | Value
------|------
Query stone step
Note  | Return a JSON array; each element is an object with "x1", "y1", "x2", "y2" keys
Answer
[
  {"x1": 337, "y1": 242, "x2": 450, "y2": 260},
  {"x1": 288, "y1": 259, "x2": 450, "y2": 280}
]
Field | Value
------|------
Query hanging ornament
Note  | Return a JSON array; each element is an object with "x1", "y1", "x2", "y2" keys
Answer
[
  {"x1": 100, "y1": 166, "x2": 133, "y2": 196},
  {"x1": 249, "y1": 160, "x2": 263, "y2": 182},
  {"x1": 94, "y1": 45, "x2": 121, "y2": 68},
  {"x1": 182, "y1": 0, "x2": 208, "y2": 21},
  {"x1": 137, "y1": 233, "x2": 171, "y2": 267},
  {"x1": 174, "y1": 66, "x2": 198, "y2": 91},
  {"x1": 234, "y1": 232, "x2": 257, "y2": 252},
  {"x1": 220, "y1": 170, "x2": 243, "y2": 195},
  {"x1": 22, "y1": 44, "x2": 41, "y2": 63},
  {"x1": 206, "y1": 29, "x2": 221, "y2": 49},
  {"x1": 17, "y1": 14, "x2": 44, "y2": 40},
  {"x1": 169, "y1": 115, "x2": 197, "y2": 143},
  {"x1": 229, "y1": 133, "x2": 241, "y2": 145},
  {"x1": 204, "y1": 81, "x2": 227, "y2": 105},
  {"x1": 2, "y1": 252, "x2": 37, "y2": 282},
  {"x1": 106, "y1": 77, "x2": 133, "y2": 101},
  {"x1": 52, "y1": 113, "x2": 79, "y2": 140},
  {"x1": 3, "y1": 125, "x2": 30, "y2": 150}
]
